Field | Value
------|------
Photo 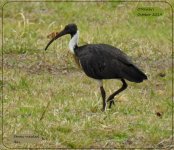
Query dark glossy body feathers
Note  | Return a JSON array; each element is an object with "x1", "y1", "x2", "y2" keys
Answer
[{"x1": 75, "y1": 44, "x2": 147, "y2": 82}]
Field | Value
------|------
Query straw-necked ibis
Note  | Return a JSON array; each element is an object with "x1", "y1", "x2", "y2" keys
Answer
[{"x1": 45, "y1": 23, "x2": 147, "y2": 111}]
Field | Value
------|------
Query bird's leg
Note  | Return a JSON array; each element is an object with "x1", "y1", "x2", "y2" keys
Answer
[
  {"x1": 98, "y1": 80, "x2": 106, "y2": 111},
  {"x1": 107, "y1": 79, "x2": 127, "y2": 109},
  {"x1": 100, "y1": 86, "x2": 106, "y2": 111}
]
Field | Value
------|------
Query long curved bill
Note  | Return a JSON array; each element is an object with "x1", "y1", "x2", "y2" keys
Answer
[{"x1": 45, "y1": 29, "x2": 67, "y2": 50}]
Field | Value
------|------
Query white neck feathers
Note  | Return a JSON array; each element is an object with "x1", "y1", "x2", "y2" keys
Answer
[{"x1": 69, "y1": 30, "x2": 79, "y2": 54}]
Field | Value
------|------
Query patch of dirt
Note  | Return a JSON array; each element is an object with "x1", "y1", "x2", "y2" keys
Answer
[
  {"x1": 135, "y1": 56, "x2": 172, "y2": 70},
  {"x1": 1, "y1": 53, "x2": 81, "y2": 76},
  {"x1": 156, "y1": 136, "x2": 174, "y2": 149}
]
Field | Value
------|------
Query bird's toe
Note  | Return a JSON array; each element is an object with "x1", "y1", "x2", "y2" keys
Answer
[
  {"x1": 109, "y1": 99, "x2": 115, "y2": 108},
  {"x1": 101, "y1": 105, "x2": 107, "y2": 112}
]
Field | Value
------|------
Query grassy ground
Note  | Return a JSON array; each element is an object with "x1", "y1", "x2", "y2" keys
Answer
[{"x1": 0, "y1": 1, "x2": 173, "y2": 149}]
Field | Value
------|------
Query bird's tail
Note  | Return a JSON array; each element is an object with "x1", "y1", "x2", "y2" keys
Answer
[{"x1": 123, "y1": 65, "x2": 147, "y2": 83}]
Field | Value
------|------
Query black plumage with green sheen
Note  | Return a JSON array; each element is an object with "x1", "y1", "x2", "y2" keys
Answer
[{"x1": 45, "y1": 23, "x2": 147, "y2": 111}]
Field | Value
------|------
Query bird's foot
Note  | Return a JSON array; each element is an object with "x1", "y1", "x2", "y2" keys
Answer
[
  {"x1": 109, "y1": 99, "x2": 115, "y2": 109},
  {"x1": 101, "y1": 103, "x2": 107, "y2": 112}
]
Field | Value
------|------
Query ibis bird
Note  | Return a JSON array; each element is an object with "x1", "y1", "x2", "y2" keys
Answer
[{"x1": 45, "y1": 23, "x2": 147, "y2": 111}]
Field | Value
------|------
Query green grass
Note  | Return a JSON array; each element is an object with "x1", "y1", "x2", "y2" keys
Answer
[{"x1": 1, "y1": 1, "x2": 173, "y2": 149}]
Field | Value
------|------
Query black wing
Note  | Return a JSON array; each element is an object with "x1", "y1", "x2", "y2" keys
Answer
[{"x1": 76, "y1": 44, "x2": 147, "y2": 82}]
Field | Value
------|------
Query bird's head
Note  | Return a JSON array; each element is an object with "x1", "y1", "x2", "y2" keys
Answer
[{"x1": 45, "y1": 23, "x2": 77, "y2": 50}]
